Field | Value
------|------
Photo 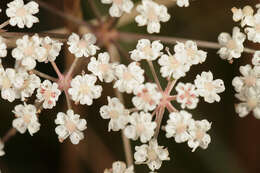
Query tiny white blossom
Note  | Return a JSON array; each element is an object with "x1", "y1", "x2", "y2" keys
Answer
[
  {"x1": 135, "y1": 0, "x2": 170, "y2": 34},
  {"x1": 235, "y1": 87, "x2": 260, "y2": 119},
  {"x1": 194, "y1": 71, "x2": 225, "y2": 103},
  {"x1": 0, "y1": 140, "x2": 5, "y2": 156},
  {"x1": 67, "y1": 33, "x2": 99, "y2": 58},
  {"x1": 245, "y1": 9, "x2": 260, "y2": 43},
  {"x1": 38, "y1": 36, "x2": 63, "y2": 62},
  {"x1": 134, "y1": 139, "x2": 170, "y2": 171},
  {"x1": 101, "y1": 0, "x2": 134, "y2": 17},
  {"x1": 130, "y1": 39, "x2": 163, "y2": 61},
  {"x1": 158, "y1": 50, "x2": 190, "y2": 79},
  {"x1": 68, "y1": 74, "x2": 102, "y2": 105},
  {"x1": 12, "y1": 34, "x2": 45, "y2": 70},
  {"x1": 6, "y1": 0, "x2": 39, "y2": 28},
  {"x1": 177, "y1": 0, "x2": 189, "y2": 7},
  {"x1": 165, "y1": 110, "x2": 194, "y2": 143},
  {"x1": 252, "y1": 51, "x2": 260, "y2": 66},
  {"x1": 12, "y1": 103, "x2": 40, "y2": 135},
  {"x1": 0, "y1": 36, "x2": 7, "y2": 58},
  {"x1": 104, "y1": 161, "x2": 134, "y2": 173},
  {"x1": 114, "y1": 62, "x2": 144, "y2": 94},
  {"x1": 55, "y1": 109, "x2": 87, "y2": 144},
  {"x1": 176, "y1": 82, "x2": 199, "y2": 109},
  {"x1": 36, "y1": 80, "x2": 61, "y2": 109},
  {"x1": 100, "y1": 97, "x2": 129, "y2": 131},
  {"x1": 132, "y1": 83, "x2": 162, "y2": 112},
  {"x1": 218, "y1": 27, "x2": 246, "y2": 61},
  {"x1": 88, "y1": 52, "x2": 117, "y2": 83},
  {"x1": 0, "y1": 68, "x2": 18, "y2": 102},
  {"x1": 231, "y1": 6, "x2": 254, "y2": 26},
  {"x1": 188, "y1": 119, "x2": 211, "y2": 152},
  {"x1": 174, "y1": 41, "x2": 207, "y2": 65},
  {"x1": 232, "y1": 65, "x2": 260, "y2": 93},
  {"x1": 124, "y1": 111, "x2": 156, "y2": 143}
]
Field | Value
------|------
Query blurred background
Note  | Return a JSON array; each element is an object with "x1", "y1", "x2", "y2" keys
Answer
[{"x1": 0, "y1": 0, "x2": 260, "y2": 172}]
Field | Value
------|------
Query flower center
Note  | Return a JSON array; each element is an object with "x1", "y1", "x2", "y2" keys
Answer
[
  {"x1": 195, "y1": 129, "x2": 205, "y2": 141},
  {"x1": 79, "y1": 84, "x2": 90, "y2": 95},
  {"x1": 204, "y1": 82, "x2": 215, "y2": 92},
  {"x1": 138, "y1": 89, "x2": 155, "y2": 105},
  {"x1": 123, "y1": 72, "x2": 133, "y2": 80},
  {"x1": 98, "y1": 64, "x2": 110, "y2": 73},
  {"x1": 23, "y1": 114, "x2": 32, "y2": 124},
  {"x1": 24, "y1": 45, "x2": 35, "y2": 57},
  {"x1": 142, "y1": 45, "x2": 153, "y2": 57},
  {"x1": 65, "y1": 120, "x2": 77, "y2": 133},
  {"x1": 2, "y1": 77, "x2": 12, "y2": 89},
  {"x1": 78, "y1": 40, "x2": 88, "y2": 49},
  {"x1": 244, "y1": 76, "x2": 256, "y2": 86},
  {"x1": 109, "y1": 110, "x2": 119, "y2": 119},
  {"x1": 16, "y1": 7, "x2": 28, "y2": 17},
  {"x1": 187, "y1": 48, "x2": 197, "y2": 58},
  {"x1": 147, "y1": 148, "x2": 157, "y2": 161},
  {"x1": 226, "y1": 40, "x2": 237, "y2": 50},
  {"x1": 169, "y1": 56, "x2": 180, "y2": 69},
  {"x1": 247, "y1": 98, "x2": 258, "y2": 109},
  {"x1": 136, "y1": 123, "x2": 145, "y2": 134},
  {"x1": 113, "y1": 0, "x2": 123, "y2": 5},
  {"x1": 147, "y1": 6, "x2": 158, "y2": 21},
  {"x1": 176, "y1": 123, "x2": 187, "y2": 134}
]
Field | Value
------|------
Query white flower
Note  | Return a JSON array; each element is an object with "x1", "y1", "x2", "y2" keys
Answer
[
  {"x1": 124, "y1": 111, "x2": 156, "y2": 143},
  {"x1": 235, "y1": 87, "x2": 260, "y2": 119},
  {"x1": 158, "y1": 50, "x2": 190, "y2": 79},
  {"x1": 0, "y1": 36, "x2": 7, "y2": 58},
  {"x1": 231, "y1": 6, "x2": 254, "y2": 26},
  {"x1": 245, "y1": 9, "x2": 260, "y2": 43},
  {"x1": 165, "y1": 110, "x2": 194, "y2": 143},
  {"x1": 218, "y1": 27, "x2": 246, "y2": 61},
  {"x1": 232, "y1": 65, "x2": 260, "y2": 93},
  {"x1": 194, "y1": 71, "x2": 225, "y2": 103},
  {"x1": 0, "y1": 140, "x2": 5, "y2": 156},
  {"x1": 135, "y1": 0, "x2": 170, "y2": 34},
  {"x1": 12, "y1": 34, "x2": 45, "y2": 70},
  {"x1": 101, "y1": 0, "x2": 134, "y2": 17},
  {"x1": 14, "y1": 71, "x2": 41, "y2": 101},
  {"x1": 38, "y1": 36, "x2": 63, "y2": 62},
  {"x1": 68, "y1": 74, "x2": 102, "y2": 105},
  {"x1": 55, "y1": 109, "x2": 87, "y2": 144},
  {"x1": 132, "y1": 83, "x2": 162, "y2": 112},
  {"x1": 176, "y1": 82, "x2": 199, "y2": 109},
  {"x1": 12, "y1": 103, "x2": 40, "y2": 135},
  {"x1": 174, "y1": 41, "x2": 207, "y2": 65},
  {"x1": 0, "y1": 68, "x2": 18, "y2": 102},
  {"x1": 188, "y1": 119, "x2": 211, "y2": 152},
  {"x1": 134, "y1": 139, "x2": 170, "y2": 171},
  {"x1": 104, "y1": 161, "x2": 134, "y2": 173},
  {"x1": 67, "y1": 33, "x2": 99, "y2": 58},
  {"x1": 114, "y1": 62, "x2": 144, "y2": 94},
  {"x1": 252, "y1": 51, "x2": 260, "y2": 66},
  {"x1": 6, "y1": 0, "x2": 39, "y2": 28},
  {"x1": 36, "y1": 80, "x2": 61, "y2": 109},
  {"x1": 130, "y1": 39, "x2": 163, "y2": 61},
  {"x1": 177, "y1": 0, "x2": 189, "y2": 7},
  {"x1": 100, "y1": 97, "x2": 129, "y2": 131},
  {"x1": 88, "y1": 52, "x2": 117, "y2": 83}
]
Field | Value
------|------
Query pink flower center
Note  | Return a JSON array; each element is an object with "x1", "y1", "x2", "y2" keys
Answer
[
  {"x1": 23, "y1": 114, "x2": 32, "y2": 124},
  {"x1": 78, "y1": 40, "x2": 88, "y2": 49},
  {"x1": 113, "y1": 0, "x2": 123, "y2": 5},
  {"x1": 65, "y1": 120, "x2": 77, "y2": 133},
  {"x1": 176, "y1": 123, "x2": 187, "y2": 134},
  {"x1": 109, "y1": 110, "x2": 119, "y2": 119},
  {"x1": 226, "y1": 39, "x2": 237, "y2": 50},
  {"x1": 16, "y1": 7, "x2": 28, "y2": 17},
  {"x1": 123, "y1": 71, "x2": 133, "y2": 80},
  {"x1": 245, "y1": 76, "x2": 256, "y2": 86},
  {"x1": 79, "y1": 84, "x2": 90, "y2": 95},
  {"x1": 24, "y1": 45, "x2": 35, "y2": 56}
]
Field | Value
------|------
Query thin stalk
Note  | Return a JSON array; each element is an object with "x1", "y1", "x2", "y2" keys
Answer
[
  {"x1": 88, "y1": 0, "x2": 102, "y2": 22},
  {"x1": 166, "y1": 79, "x2": 177, "y2": 95},
  {"x1": 154, "y1": 106, "x2": 165, "y2": 138},
  {"x1": 147, "y1": 60, "x2": 162, "y2": 91},
  {"x1": 2, "y1": 128, "x2": 17, "y2": 143},
  {"x1": 66, "y1": 58, "x2": 79, "y2": 78},
  {"x1": 51, "y1": 61, "x2": 63, "y2": 79},
  {"x1": 64, "y1": 90, "x2": 72, "y2": 109},
  {"x1": 0, "y1": 20, "x2": 9, "y2": 29},
  {"x1": 118, "y1": 32, "x2": 257, "y2": 54},
  {"x1": 31, "y1": 69, "x2": 58, "y2": 82},
  {"x1": 166, "y1": 102, "x2": 178, "y2": 112}
]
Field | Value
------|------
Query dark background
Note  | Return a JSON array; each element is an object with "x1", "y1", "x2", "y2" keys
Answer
[{"x1": 0, "y1": 0, "x2": 260, "y2": 172}]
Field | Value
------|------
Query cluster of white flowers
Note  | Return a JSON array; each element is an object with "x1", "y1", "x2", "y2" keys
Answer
[
  {"x1": 104, "y1": 161, "x2": 134, "y2": 173},
  {"x1": 101, "y1": 0, "x2": 134, "y2": 17},
  {"x1": 165, "y1": 111, "x2": 211, "y2": 152}
]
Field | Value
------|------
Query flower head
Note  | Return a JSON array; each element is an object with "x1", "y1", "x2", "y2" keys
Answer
[
  {"x1": 194, "y1": 71, "x2": 225, "y2": 103},
  {"x1": 67, "y1": 33, "x2": 99, "y2": 58},
  {"x1": 124, "y1": 111, "x2": 156, "y2": 143},
  {"x1": 135, "y1": 0, "x2": 170, "y2": 34},
  {"x1": 101, "y1": 0, "x2": 134, "y2": 17},
  {"x1": 55, "y1": 109, "x2": 87, "y2": 144},
  {"x1": 12, "y1": 103, "x2": 40, "y2": 135},
  {"x1": 100, "y1": 97, "x2": 129, "y2": 131},
  {"x1": 0, "y1": 68, "x2": 18, "y2": 102},
  {"x1": 6, "y1": 0, "x2": 39, "y2": 28},
  {"x1": 36, "y1": 80, "x2": 61, "y2": 109},
  {"x1": 176, "y1": 82, "x2": 199, "y2": 109},
  {"x1": 0, "y1": 36, "x2": 7, "y2": 58},
  {"x1": 104, "y1": 161, "x2": 134, "y2": 173},
  {"x1": 134, "y1": 139, "x2": 170, "y2": 171},
  {"x1": 177, "y1": 0, "x2": 189, "y2": 7}
]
